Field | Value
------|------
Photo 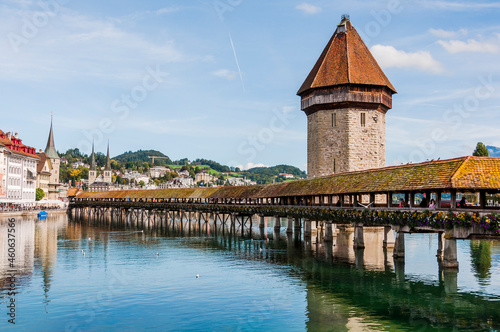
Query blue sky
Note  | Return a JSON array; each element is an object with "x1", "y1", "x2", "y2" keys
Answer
[{"x1": 1, "y1": 0, "x2": 500, "y2": 170}]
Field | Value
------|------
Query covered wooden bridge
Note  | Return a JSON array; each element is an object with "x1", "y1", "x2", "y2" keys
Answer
[{"x1": 74, "y1": 156, "x2": 500, "y2": 211}]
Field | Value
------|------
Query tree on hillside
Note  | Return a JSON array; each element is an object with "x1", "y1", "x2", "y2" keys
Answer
[{"x1": 473, "y1": 142, "x2": 489, "y2": 157}]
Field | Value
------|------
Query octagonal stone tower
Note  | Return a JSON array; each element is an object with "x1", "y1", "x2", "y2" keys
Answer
[{"x1": 298, "y1": 16, "x2": 397, "y2": 179}]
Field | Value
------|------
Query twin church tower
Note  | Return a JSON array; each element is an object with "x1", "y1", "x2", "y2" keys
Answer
[{"x1": 298, "y1": 16, "x2": 396, "y2": 179}]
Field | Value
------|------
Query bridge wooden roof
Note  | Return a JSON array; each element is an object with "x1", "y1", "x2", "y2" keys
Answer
[{"x1": 77, "y1": 157, "x2": 500, "y2": 200}]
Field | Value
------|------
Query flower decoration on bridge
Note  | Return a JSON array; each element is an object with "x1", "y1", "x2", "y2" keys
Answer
[{"x1": 74, "y1": 200, "x2": 500, "y2": 234}]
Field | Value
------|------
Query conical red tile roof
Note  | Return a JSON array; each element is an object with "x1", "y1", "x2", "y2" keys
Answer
[{"x1": 298, "y1": 17, "x2": 396, "y2": 95}]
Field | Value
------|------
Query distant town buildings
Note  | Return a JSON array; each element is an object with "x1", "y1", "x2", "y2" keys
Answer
[
  {"x1": 227, "y1": 177, "x2": 256, "y2": 186},
  {"x1": 195, "y1": 171, "x2": 215, "y2": 184},
  {"x1": 150, "y1": 166, "x2": 169, "y2": 178}
]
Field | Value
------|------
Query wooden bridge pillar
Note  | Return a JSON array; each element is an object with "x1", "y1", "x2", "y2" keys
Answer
[
  {"x1": 353, "y1": 224, "x2": 365, "y2": 249},
  {"x1": 324, "y1": 222, "x2": 333, "y2": 242},
  {"x1": 409, "y1": 192, "x2": 415, "y2": 208},
  {"x1": 259, "y1": 215, "x2": 265, "y2": 228},
  {"x1": 294, "y1": 218, "x2": 301, "y2": 232},
  {"x1": 441, "y1": 238, "x2": 459, "y2": 269},
  {"x1": 304, "y1": 219, "x2": 311, "y2": 238},
  {"x1": 436, "y1": 231, "x2": 444, "y2": 259},
  {"x1": 383, "y1": 226, "x2": 395, "y2": 248},
  {"x1": 393, "y1": 231, "x2": 405, "y2": 258},
  {"x1": 286, "y1": 217, "x2": 293, "y2": 234},
  {"x1": 274, "y1": 216, "x2": 281, "y2": 230}
]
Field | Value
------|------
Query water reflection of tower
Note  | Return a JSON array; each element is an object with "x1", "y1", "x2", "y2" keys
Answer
[{"x1": 35, "y1": 215, "x2": 60, "y2": 308}]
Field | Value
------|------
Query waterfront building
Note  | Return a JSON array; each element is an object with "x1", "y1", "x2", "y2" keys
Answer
[
  {"x1": 36, "y1": 151, "x2": 51, "y2": 198},
  {"x1": 298, "y1": 16, "x2": 396, "y2": 178},
  {"x1": 0, "y1": 130, "x2": 39, "y2": 207},
  {"x1": 0, "y1": 142, "x2": 6, "y2": 199},
  {"x1": 36, "y1": 118, "x2": 61, "y2": 200}
]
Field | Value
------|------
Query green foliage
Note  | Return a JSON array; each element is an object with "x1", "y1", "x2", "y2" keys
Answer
[
  {"x1": 113, "y1": 150, "x2": 172, "y2": 165},
  {"x1": 243, "y1": 165, "x2": 306, "y2": 184},
  {"x1": 193, "y1": 159, "x2": 231, "y2": 173},
  {"x1": 36, "y1": 188, "x2": 45, "y2": 201},
  {"x1": 473, "y1": 142, "x2": 489, "y2": 157}
]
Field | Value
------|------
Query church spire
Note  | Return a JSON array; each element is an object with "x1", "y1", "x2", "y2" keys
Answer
[
  {"x1": 44, "y1": 115, "x2": 60, "y2": 160},
  {"x1": 90, "y1": 140, "x2": 96, "y2": 171},
  {"x1": 105, "y1": 141, "x2": 111, "y2": 171}
]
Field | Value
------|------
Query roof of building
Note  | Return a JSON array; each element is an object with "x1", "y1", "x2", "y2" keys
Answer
[
  {"x1": 0, "y1": 129, "x2": 40, "y2": 159},
  {"x1": 77, "y1": 157, "x2": 500, "y2": 200},
  {"x1": 297, "y1": 16, "x2": 397, "y2": 96},
  {"x1": 90, "y1": 141, "x2": 96, "y2": 171},
  {"x1": 44, "y1": 117, "x2": 60, "y2": 160},
  {"x1": 36, "y1": 152, "x2": 52, "y2": 173},
  {"x1": 105, "y1": 142, "x2": 111, "y2": 170}
]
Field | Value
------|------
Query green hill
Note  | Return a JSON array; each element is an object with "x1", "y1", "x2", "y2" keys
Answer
[{"x1": 113, "y1": 150, "x2": 172, "y2": 165}]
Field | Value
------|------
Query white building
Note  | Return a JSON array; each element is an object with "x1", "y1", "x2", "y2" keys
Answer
[
  {"x1": 227, "y1": 177, "x2": 256, "y2": 186},
  {"x1": 0, "y1": 130, "x2": 39, "y2": 208},
  {"x1": 150, "y1": 166, "x2": 169, "y2": 178},
  {"x1": 195, "y1": 171, "x2": 215, "y2": 184}
]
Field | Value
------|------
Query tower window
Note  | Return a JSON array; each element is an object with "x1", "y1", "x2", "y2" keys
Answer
[
  {"x1": 334, "y1": 158, "x2": 336, "y2": 173},
  {"x1": 332, "y1": 113, "x2": 337, "y2": 127},
  {"x1": 361, "y1": 113, "x2": 366, "y2": 127}
]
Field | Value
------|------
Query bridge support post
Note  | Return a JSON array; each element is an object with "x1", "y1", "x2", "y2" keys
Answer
[
  {"x1": 274, "y1": 216, "x2": 281, "y2": 230},
  {"x1": 294, "y1": 218, "x2": 301, "y2": 232},
  {"x1": 286, "y1": 217, "x2": 293, "y2": 234},
  {"x1": 441, "y1": 238, "x2": 459, "y2": 269},
  {"x1": 259, "y1": 215, "x2": 265, "y2": 228},
  {"x1": 353, "y1": 224, "x2": 365, "y2": 249},
  {"x1": 436, "y1": 231, "x2": 444, "y2": 260},
  {"x1": 383, "y1": 226, "x2": 395, "y2": 248},
  {"x1": 304, "y1": 219, "x2": 311, "y2": 238},
  {"x1": 324, "y1": 222, "x2": 333, "y2": 242},
  {"x1": 393, "y1": 231, "x2": 405, "y2": 258}
]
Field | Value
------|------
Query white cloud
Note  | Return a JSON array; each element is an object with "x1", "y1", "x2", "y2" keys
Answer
[
  {"x1": 212, "y1": 69, "x2": 238, "y2": 81},
  {"x1": 0, "y1": 6, "x2": 183, "y2": 83},
  {"x1": 236, "y1": 162, "x2": 269, "y2": 170},
  {"x1": 437, "y1": 38, "x2": 500, "y2": 54},
  {"x1": 296, "y1": 3, "x2": 322, "y2": 14},
  {"x1": 370, "y1": 45, "x2": 444, "y2": 74},
  {"x1": 429, "y1": 28, "x2": 467, "y2": 38},
  {"x1": 155, "y1": 7, "x2": 180, "y2": 15}
]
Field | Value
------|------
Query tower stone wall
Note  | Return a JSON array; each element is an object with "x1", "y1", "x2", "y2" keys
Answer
[{"x1": 307, "y1": 108, "x2": 386, "y2": 178}]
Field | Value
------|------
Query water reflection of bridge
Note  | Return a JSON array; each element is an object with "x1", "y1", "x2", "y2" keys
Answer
[
  {"x1": 69, "y1": 197, "x2": 500, "y2": 273},
  {"x1": 70, "y1": 213, "x2": 500, "y2": 330}
]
